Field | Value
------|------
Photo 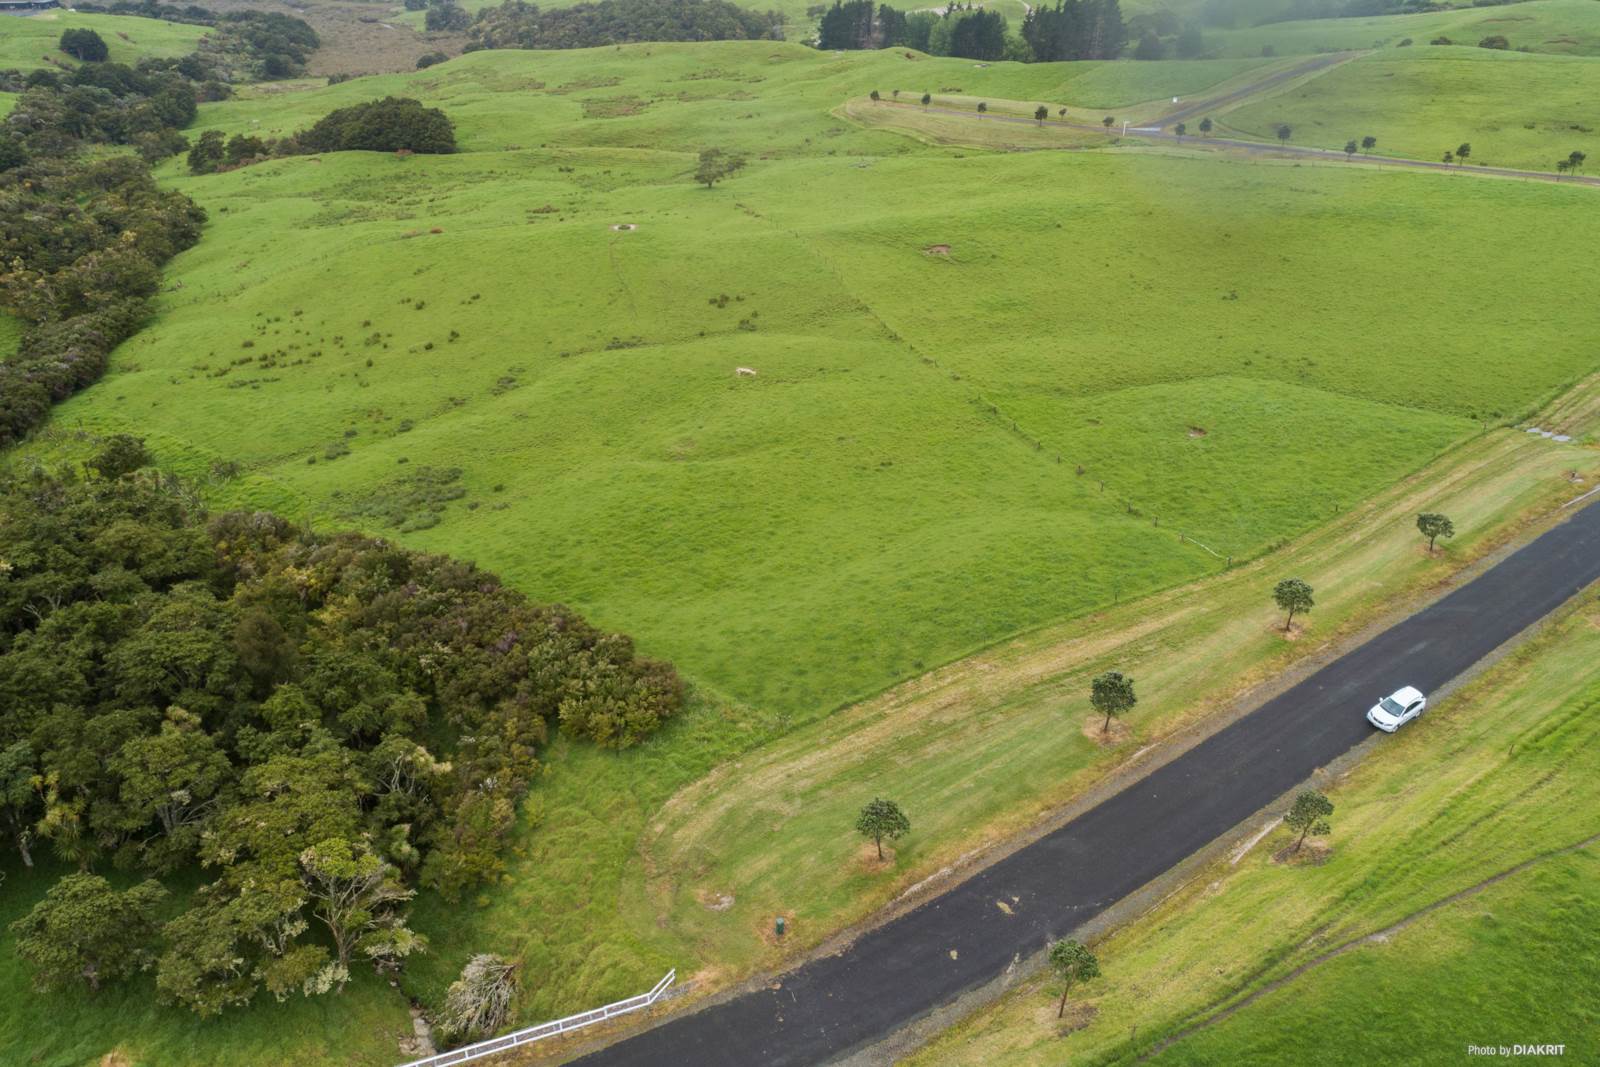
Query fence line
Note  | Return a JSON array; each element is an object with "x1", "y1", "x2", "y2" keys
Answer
[
  {"x1": 1563, "y1": 483, "x2": 1600, "y2": 509},
  {"x1": 396, "y1": 970, "x2": 676, "y2": 1067}
]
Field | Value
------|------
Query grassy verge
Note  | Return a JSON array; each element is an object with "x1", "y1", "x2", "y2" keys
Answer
[
  {"x1": 624, "y1": 416, "x2": 1599, "y2": 999},
  {"x1": 905, "y1": 578, "x2": 1600, "y2": 1065}
]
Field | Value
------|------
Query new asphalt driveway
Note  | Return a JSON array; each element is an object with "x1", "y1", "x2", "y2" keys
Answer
[{"x1": 576, "y1": 499, "x2": 1600, "y2": 1067}]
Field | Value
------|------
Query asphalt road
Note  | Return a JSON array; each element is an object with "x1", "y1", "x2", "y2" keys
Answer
[
  {"x1": 574, "y1": 498, "x2": 1600, "y2": 1067},
  {"x1": 1153, "y1": 52, "x2": 1357, "y2": 127}
]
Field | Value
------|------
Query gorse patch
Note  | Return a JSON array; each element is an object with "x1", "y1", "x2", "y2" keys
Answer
[{"x1": 0, "y1": 157, "x2": 205, "y2": 448}]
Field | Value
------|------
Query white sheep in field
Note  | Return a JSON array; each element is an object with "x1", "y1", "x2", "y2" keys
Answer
[{"x1": 735, "y1": 367, "x2": 757, "y2": 377}]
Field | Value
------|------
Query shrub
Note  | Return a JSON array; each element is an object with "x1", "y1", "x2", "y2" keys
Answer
[
  {"x1": 298, "y1": 97, "x2": 457, "y2": 154},
  {"x1": 59, "y1": 28, "x2": 110, "y2": 62},
  {"x1": 438, "y1": 955, "x2": 520, "y2": 1042},
  {"x1": 1478, "y1": 35, "x2": 1510, "y2": 49},
  {"x1": 425, "y1": 0, "x2": 472, "y2": 31},
  {"x1": 416, "y1": 51, "x2": 449, "y2": 68}
]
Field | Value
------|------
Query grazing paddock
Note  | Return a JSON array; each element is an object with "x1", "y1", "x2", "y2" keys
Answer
[
  {"x1": 0, "y1": 10, "x2": 206, "y2": 69},
  {"x1": 7, "y1": 38, "x2": 1600, "y2": 1067}
]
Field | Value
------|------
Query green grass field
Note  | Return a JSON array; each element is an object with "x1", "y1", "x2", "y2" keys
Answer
[
  {"x1": 1207, "y1": 0, "x2": 1600, "y2": 57},
  {"x1": 907, "y1": 587, "x2": 1600, "y2": 1066},
  {"x1": 1217, "y1": 48, "x2": 1600, "y2": 171},
  {"x1": 49, "y1": 44, "x2": 1600, "y2": 719},
  {"x1": 0, "y1": 10, "x2": 207, "y2": 69},
  {"x1": 7, "y1": 33, "x2": 1600, "y2": 1067}
]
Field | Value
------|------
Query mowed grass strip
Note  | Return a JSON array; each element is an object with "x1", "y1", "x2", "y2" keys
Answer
[
  {"x1": 0, "y1": 11, "x2": 206, "y2": 69},
  {"x1": 905, "y1": 586, "x2": 1600, "y2": 1066},
  {"x1": 1217, "y1": 48, "x2": 1600, "y2": 172}
]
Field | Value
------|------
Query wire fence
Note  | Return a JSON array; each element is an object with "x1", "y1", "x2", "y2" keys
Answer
[{"x1": 396, "y1": 970, "x2": 676, "y2": 1067}]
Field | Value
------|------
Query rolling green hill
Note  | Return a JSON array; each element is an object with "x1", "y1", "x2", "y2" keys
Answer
[
  {"x1": 0, "y1": 10, "x2": 207, "y2": 69},
  {"x1": 47, "y1": 43, "x2": 1597, "y2": 718},
  {"x1": 6, "y1": 33, "x2": 1600, "y2": 1067},
  {"x1": 1216, "y1": 47, "x2": 1600, "y2": 171},
  {"x1": 1206, "y1": 0, "x2": 1600, "y2": 57}
]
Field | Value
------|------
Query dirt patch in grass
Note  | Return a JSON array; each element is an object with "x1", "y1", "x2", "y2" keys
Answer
[
  {"x1": 857, "y1": 841, "x2": 898, "y2": 873},
  {"x1": 611, "y1": 223, "x2": 637, "y2": 232},
  {"x1": 1188, "y1": 425, "x2": 1208, "y2": 438},
  {"x1": 1272, "y1": 841, "x2": 1333, "y2": 866},
  {"x1": 1081, "y1": 715, "x2": 1132, "y2": 747},
  {"x1": 698, "y1": 889, "x2": 736, "y2": 912},
  {"x1": 924, "y1": 244, "x2": 951, "y2": 255},
  {"x1": 1032, "y1": 1000, "x2": 1099, "y2": 1034},
  {"x1": 1274, "y1": 621, "x2": 1307, "y2": 641}
]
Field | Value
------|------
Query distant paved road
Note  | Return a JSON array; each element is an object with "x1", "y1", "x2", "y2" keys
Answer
[
  {"x1": 1153, "y1": 52, "x2": 1359, "y2": 127},
  {"x1": 574, "y1": 498, "x2": 1600, "y2": 1066},
  {"x1": 877, "y1": 99, "x2": 1600, "y2": 188}
]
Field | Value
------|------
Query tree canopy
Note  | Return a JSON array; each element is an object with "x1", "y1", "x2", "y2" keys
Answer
[
  {"x1": 0, "y1": 463, "x2": 682, "y2": 1011},
  {"x1": 1416, "y1": 512, "x2": 1455, "y2": 552},
  {"x1": 1089, "y1": 670, "x2": 1136, "y2": 734},
  {"x1": 59, "y1": 29, "x2": 111, "y2": 63},
  {"x1": 467, "y1": 0, "x2": 783, "y2": 51},
  {"x1": 1048, "y1": 938, "x2": 1100, "y2": 1017},
  {"x1": 694, "y1": 146, "x2": 745, "y2": 188},
  {"x1": 855, "y1": 797, "x2": 910, "y2": 860},
  {"x1": 1285, "y1": 790, "x2": 1333, "y2": 854},
  {"x1": 1272, "y1": 578, "x2": 1314, "y2": 631}
]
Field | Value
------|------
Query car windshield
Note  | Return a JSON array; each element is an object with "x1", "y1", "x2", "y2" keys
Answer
[{"x1": 1379, "y1": 697, "x2": 1406, "y2": 715}]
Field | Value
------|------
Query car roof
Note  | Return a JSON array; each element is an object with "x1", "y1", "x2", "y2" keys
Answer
[{"x1": 1390, "y1": 685, "x2": 1424, "y2": 703}]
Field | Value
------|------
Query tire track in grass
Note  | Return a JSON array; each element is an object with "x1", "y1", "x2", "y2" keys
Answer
[{"x1": 1138, "y1": 829, "x2": 1600, "y2": 1060}]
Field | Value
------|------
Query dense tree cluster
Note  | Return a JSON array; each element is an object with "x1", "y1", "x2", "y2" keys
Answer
[
  {"x1": 2, "y1": 61, "x2": 200, "y2": 162},
  {"x1": 818, "y1": 1, "x2": 1011, "y2": 59},
  {"x1": 465, "y1": 0, "x2": 783, "y2": 52},
  {"x1": 815, "y1": 0, "x2": 1121, "y2": 61},
  {"x1": 188, "y1": 96, "x2": 458, "y2": 173},
  {"x1": 1021, "y1": 0, "x2": 1128, "y2": 61},
  {"x1": 425, "y1": 1, "x2": 474, "y2": 32},
  {"x1": 74, "y1": 3, "x2": 321, "y2": 80},
  {"x1": 0, "y1": 157, "x2": 205, "y2": 448},
  {"x1": 0, "y1": 463, "x2": 683, "y2": 1012}
]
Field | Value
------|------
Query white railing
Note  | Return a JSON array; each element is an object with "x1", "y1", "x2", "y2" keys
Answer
[{"x1": 397, "y1": 970, "x2": 676, "y2": 1067}]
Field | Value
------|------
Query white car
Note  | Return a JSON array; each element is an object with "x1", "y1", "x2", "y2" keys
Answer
[{"x1": 1367, "y1": 685, "x2": 1427, "y2": 732}]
